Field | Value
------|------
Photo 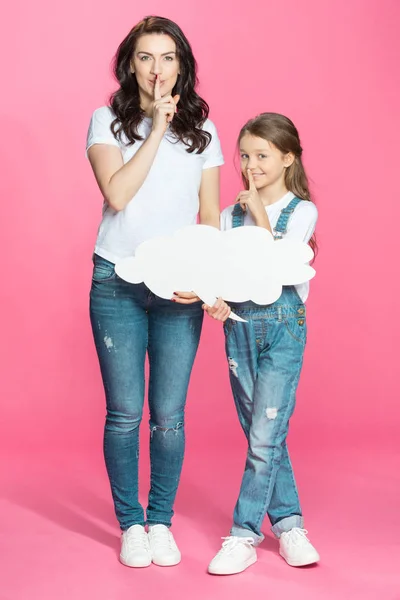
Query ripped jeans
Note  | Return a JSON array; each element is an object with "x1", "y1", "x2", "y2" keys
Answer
[
  {"x1": 89, "y1": 254, "x2": 203, "y2": 530},
  {"x1": 224, "y1": 286, "x2": 306, "y2": 544}
]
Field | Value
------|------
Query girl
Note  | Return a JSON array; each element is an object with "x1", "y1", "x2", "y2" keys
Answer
[
  {"x1": 205, "y1": 113, "x2": 320, "y2": 575},
  {"x1": 87, "y1": 16, "x2": 223, "y2": 568}
]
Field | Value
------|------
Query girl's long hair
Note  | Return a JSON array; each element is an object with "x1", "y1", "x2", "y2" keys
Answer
[
  {"x1": 110, "y1": 16, "x2": 211, "y2": 153},
  {"x1": 239, "y1": 112, "x2": 318, "y2": 256}
]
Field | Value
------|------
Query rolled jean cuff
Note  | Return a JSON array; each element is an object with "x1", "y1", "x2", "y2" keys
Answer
[
  {"x1": 230, "y1": 525, "x2": 264, "y2": 546},
  {"x1": 271, "y1": 515, "x2": 304, "y2": 538}
]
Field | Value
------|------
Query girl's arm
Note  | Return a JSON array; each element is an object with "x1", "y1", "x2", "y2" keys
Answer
[{"x1": 283, "y1": 202, "x2": 318, "y2": 243}]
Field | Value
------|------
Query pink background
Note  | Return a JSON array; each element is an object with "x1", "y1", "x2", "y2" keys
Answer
[{"x1": 1, "y1": 1, "x2": 399, "y2": 599}]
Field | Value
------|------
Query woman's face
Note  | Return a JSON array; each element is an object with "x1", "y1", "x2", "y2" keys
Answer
[{"x1": 131, "y1": 34, "x2": 180, "y2": 101}]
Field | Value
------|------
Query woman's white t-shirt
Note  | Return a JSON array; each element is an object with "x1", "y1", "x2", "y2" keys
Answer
[
  {"x1": 220, "y1": 192, "x2": 318, "y2": 302},
  {"x1": 86, "y1": 106, "x2": 224, "y2": 263}
]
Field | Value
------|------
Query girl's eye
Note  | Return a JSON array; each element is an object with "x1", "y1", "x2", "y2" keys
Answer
[
  {"x1": 259, "y1": 154, "x2": 268, "y2": 159},
  {"x1": 240, "y1": 154, "x2": 249, "y2": 159}
]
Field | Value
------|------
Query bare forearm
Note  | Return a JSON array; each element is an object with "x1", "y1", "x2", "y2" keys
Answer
[
  {"x1": 106, "y1": 130, "x2": 164, "y2": 211},
  {"x1": 253, "y1": 209, "x2": 272, "y2": 233},
  {"x1": 199, "y1": 207, "x2": 220, "y2": 228}
]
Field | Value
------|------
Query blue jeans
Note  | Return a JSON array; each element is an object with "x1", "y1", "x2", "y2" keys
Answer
[
  {"x1": 89, "y1": 254, "x2": 203, "y2": 531},
  {"x1": 224, "y1": 286, "x2": 306, "y2": 544}
]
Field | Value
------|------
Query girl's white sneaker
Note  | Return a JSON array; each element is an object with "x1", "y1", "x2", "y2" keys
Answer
[
  {"x1": 208, "y1": 536, "x2": 257, "y2": 575},
  {"x1": 279, "y1": 528, "x2": 320, "y2": 567}
]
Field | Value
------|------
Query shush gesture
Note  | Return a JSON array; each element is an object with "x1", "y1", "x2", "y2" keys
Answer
[
  {"x1": 235, "y1": 169, "x2": 264, "y2": 216},
  {"x1": 152, "y1": 74, "x2": 180, "y2": 135},
  {"x1": 235, "y1": 169, "x2": 272, "y2": 231}
]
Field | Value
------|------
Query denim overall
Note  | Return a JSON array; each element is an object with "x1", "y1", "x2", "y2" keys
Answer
[{"x1": 226, "y1": 199, "x2": 306, "y2": 542}]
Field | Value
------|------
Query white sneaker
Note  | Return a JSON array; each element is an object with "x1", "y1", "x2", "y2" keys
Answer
[
  {"x1": 208, "y1": 536, "x2": 257, "y2": 575},
  {"x1": 120, "y1": 524, "x2": 151, "y2": 568},
  {"x1": 148, "y1": 524, "x2": 181, "y2": 566},
  {"x1": 279, "y1": 528, "x2": 320, "y2": 567}
]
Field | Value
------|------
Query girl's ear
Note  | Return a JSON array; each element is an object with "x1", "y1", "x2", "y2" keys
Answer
[{"x1": 284, "y1": 152, "x2": 295, "y2": 168}]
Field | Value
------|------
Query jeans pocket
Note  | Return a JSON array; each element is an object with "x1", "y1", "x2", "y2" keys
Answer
[
  {"x1": 283, "y1": 315, "x2": 307, "y2": 346},
  {"x1": 92, "y1": 256, "x2": 116, "y2": 282}
]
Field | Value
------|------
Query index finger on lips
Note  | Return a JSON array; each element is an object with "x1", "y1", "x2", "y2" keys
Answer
[
  {"x1": 247, "y1": 169, "x2": 256, "y2": 191},
  {"x1": 154, "y1": 74, "x2": 161, "y2": 101}
]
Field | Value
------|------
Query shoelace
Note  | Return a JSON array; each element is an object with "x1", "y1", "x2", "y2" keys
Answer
[
  {"x1": 283, "y1": 528, "x2": 310, "y2": 546},
  {"x1": 125, "y1": 529, "x2": 149, "y2": 550},
  {"x1": 217, "y1": 536, "x2": 255, "y2": 555},
  {"x1": 150, "y1": 527, "x2": 176, "y2": 550}
]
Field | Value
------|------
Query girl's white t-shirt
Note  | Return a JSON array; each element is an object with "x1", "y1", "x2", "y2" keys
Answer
[
  {"x1": 220, "y1": 192, "x2": 318, "y2": 302},
  {"x1": 86, "y1": 106, "x2": 224, "y2": 263}
]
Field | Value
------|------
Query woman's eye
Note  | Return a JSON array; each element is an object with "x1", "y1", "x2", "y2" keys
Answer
[
  {"x1": 164, "y1": 56, "x2": 174, "y2": 61},
  {"x1": 259, "y1": 154, "x2": 268, "y2": 159},
  {"x1": 140, "y1": 56, "x2": 150, "y2": 61}
]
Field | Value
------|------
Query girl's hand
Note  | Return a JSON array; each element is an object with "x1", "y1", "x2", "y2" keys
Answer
[
  {"x1": 151, "y1": 75, "x2": 180, "y2": 135},
  {"x1": 235, "y1": 169, "x2": 264, "y2": 216},
  {"x1": 202, "y1": 298, "x2": 231, "y2": 322},
  {"x1": 235, "y1": 169, "x2": 272, "y2": 231}
]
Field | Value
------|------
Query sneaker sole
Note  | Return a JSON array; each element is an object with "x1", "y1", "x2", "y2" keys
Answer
[
  {"x1": 120, "y1": 555, "x2": 152, "y2": 568},
  {"x1": 152, "y1": 556, "x2": 181, "y2": 567},
  {"x1": 208, "y1": 554, "x2": 257, "y2": 575},
  {"x1": 279, "y1": 550, "x2": 320, "y2": 567}
]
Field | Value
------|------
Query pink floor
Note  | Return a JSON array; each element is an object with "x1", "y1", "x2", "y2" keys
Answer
[{"x1": 2, "y1": 439, "x2": 399, "y2": 600}]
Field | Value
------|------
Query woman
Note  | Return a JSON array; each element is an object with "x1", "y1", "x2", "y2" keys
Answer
[{"x1": 86, "y1": 16, "x2": 224, "y2": 568}]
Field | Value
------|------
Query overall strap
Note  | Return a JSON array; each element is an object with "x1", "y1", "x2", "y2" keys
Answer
[
  {"x1": 273, "y1": 197, "x2": 302, "y2": 239},
  {"x1": 231, "y1": 203, "x2": 245, "y2": 228}
]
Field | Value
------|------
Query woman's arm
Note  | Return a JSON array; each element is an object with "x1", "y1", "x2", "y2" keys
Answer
[
  {"x1": 87, "y1": 129, "x2": 164, "y2": 212},
  {"x1": 198, "y1": 166, "x2": 221, "y2": 228},
  {"x1": 173, "y1": 166, "x2": 221, "y2": 304},
  {"x1": 88, "y1": 78, "x2": 178, "y2": 212}
]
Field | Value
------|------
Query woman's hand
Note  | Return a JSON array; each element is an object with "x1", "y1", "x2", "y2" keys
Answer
[
  {"x1": 151, "y1": 75, "x2": 180, "y2": 135},
  {"x1": 172, "y1": 291, "x2": 201, "y2": 304},
  {"x1": 202, "y1": 298, "x2": 231, "y2": 322}
]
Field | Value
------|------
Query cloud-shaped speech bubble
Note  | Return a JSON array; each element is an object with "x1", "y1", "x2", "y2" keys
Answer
[{"x1": 115, "y1": 225, "x2": 315, "y2": 321}]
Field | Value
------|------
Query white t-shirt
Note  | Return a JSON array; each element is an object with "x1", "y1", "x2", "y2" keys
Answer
[
  {"x1": 220, "y1": 191, "x2": 318, "y2": 302},
  {"x1": 86, "y1": 106, "x2": 224, "y2": 263}
]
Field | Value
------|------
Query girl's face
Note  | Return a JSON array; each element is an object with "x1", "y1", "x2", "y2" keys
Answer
[
  {"x1": 239, "y1": 133, "x2": 294, "y2": 190},
  {"x1": 130, "y1": 34, "x2": 180, "y2": 100}
]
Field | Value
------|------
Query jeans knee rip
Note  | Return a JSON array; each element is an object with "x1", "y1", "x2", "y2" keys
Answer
[
  {"x1": 266, "y1": 407, "x2": 278, "y2": 420},
  {"x1": 150, "y1": 421, "x2": 183, "y2": 438},
  {"x1": 103, "y1": 331, "x2": 115, "y2": 351},
  {"x1": 228, "y1": 357, "x2": 239, "y2": 377}
]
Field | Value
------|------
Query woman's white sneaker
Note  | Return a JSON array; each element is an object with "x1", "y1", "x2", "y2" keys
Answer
[
  {"x1": 279, "y1": 528, "x2": 320, "y2": 567},
  {"x1": 148, "y1": 524, "x2": 181, "y2": 566},
  {"x1": 208, "y1": 536, "x2": 257, "y2": 575},
  {"x1": 120, "y1": 524, "x2": 152, "y2": 568}
]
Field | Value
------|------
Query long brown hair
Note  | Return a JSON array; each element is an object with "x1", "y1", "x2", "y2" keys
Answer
[
  {"x1": 110, "y1": 16, "x2": 211, "y2": 154},
  {"x1": 238, "y1": 112, "x2": 318, "y2": 256}
]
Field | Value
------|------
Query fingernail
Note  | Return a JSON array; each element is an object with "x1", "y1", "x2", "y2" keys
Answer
[{"x1": 171, "y1": 299, "x2": 176, "y2": 302}]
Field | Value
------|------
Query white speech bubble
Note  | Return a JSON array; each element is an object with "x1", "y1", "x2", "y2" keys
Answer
[{"x1": 115, "y1": 225, "x2": 315, "y2": 322}]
